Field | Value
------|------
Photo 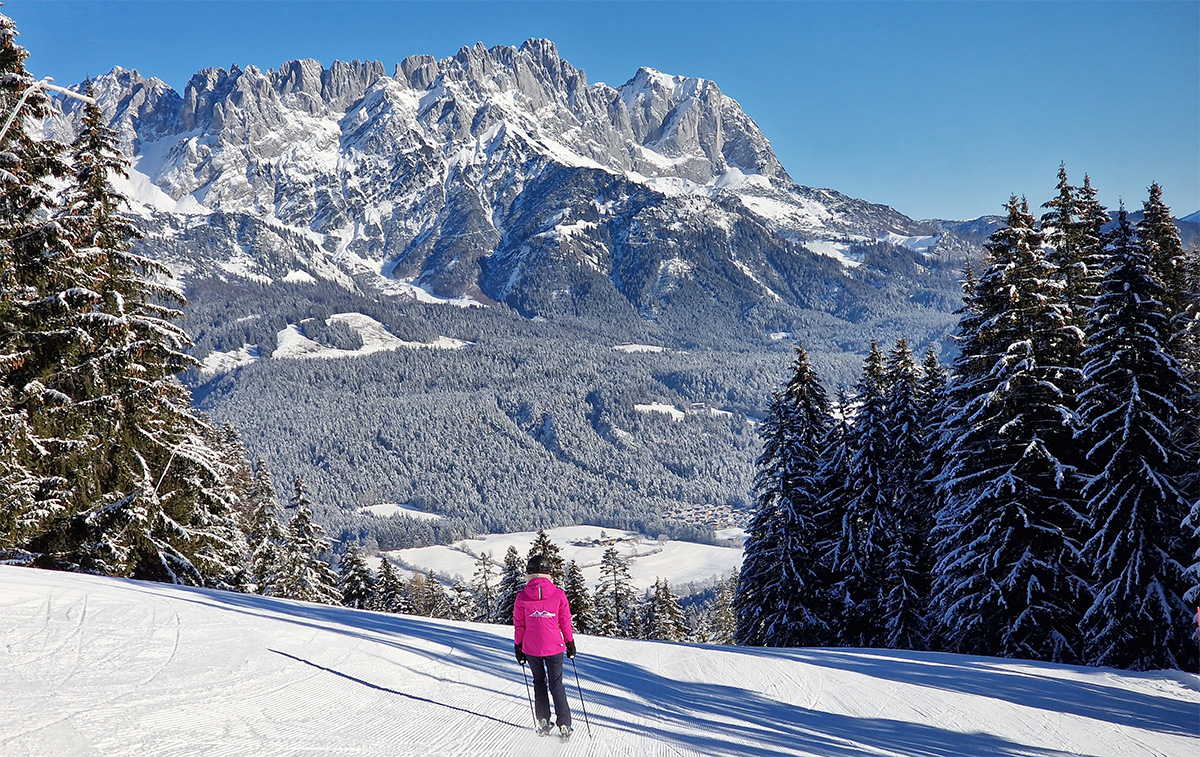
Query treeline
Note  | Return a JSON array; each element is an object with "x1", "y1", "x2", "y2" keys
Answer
[
  {"x1": 735, "y1": 169, "x2": 1200, "y2": 671},
  {"x1": 317, "y1": 528, "x2": 739, "y2": 645}
]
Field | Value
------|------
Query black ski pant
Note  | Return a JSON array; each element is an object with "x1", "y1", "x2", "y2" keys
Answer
[{"x1": 528, "y1": 653, "x2": 572, "y2": 727}]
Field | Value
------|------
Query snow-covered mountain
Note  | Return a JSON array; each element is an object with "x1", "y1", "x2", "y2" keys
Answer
[
  {"x1": 39, "y1": 41, "x2": 984, "y2": 529},
  {"x1": 3, "y1": 566, "x2": 1195, "y2": 756},
  {"x1": 45, "y1": 40, "x2": 973, "y2": 334}
]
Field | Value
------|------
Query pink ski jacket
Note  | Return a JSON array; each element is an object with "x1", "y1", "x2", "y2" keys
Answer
[{"x1": 513, "y1": 576, "x2": 574, "y2": 657}]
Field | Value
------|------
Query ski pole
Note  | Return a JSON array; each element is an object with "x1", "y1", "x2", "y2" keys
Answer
[
  {"x1": 520, "y1": 661, "x2": 536, "y2": 723},
  {"x1": 569, "y1": 656, "x2": 592, "y2": 737}
]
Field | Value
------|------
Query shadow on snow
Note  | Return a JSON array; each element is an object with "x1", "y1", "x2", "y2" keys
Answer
[{"x1": 152, "y1": 583, "x2": 1189, "y2": 757}]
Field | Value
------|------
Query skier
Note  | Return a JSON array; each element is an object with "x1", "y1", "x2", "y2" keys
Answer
[{"x1": 514, "y1": 554, "x2": 577, "y2": 739}]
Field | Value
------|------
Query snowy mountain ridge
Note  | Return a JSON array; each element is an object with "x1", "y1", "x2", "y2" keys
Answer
[
  {"x1": 43, "y1": 40, "x2": 971, "y2": 325},
  {"x1": 2, "y1": 565, "x2": 1195, "y2": 756}
]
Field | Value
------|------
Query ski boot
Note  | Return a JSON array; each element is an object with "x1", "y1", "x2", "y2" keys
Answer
[
  {"x1": 535, "y1": 719, "x2": 552, "y2": 737},
  {"x1": 559, "y1": 724, "x2": 573, "y2": 741}
]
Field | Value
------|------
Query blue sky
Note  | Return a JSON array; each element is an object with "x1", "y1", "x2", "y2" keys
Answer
[{"x1": 5, "y1": 1, "x2": 1197, "y2": 221}]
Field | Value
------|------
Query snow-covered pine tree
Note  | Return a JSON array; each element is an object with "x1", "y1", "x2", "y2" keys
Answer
[
  {"x1": 643, "y1": 578, "x2": 688, "y2": 642},
  {"x1": 471, "y1": 551, "x2": 497, "y2": 622},
  {"x1": 527, "y1": 529, "x2": 565, "y2": 584},
  {"x1": 448, "y1": 578, "x2": 475, "y2": 621},
  {"x1": 918, "y1": 348, "x2": 947, "y2": 424},
  {"x1": 337, "y1": 540, "x2": 376, "y2": 610},
  {"x1": 703, "y1": 569, "x2": 738, "y2": 645},
  {"x1": 1139, "y1": 183, "x2": 1189, "y2": 335},
  {"x1": 1, "y1": 12, "x2": 79, "y2": 551},
  {"x1": 915, "y1": 347, "x2": 949, "y2": 529},
  {"x1": 1040, "y1": 165, "x2": 1103, "y2": 330},
  {"x1": 881, "y1": 338, "x2": 929, "y2": 649},
  {"x1": 275, "y1": 476, "x2": 341, "y2": 604},
  {"x1": 931, "y1": 196, "x2": 1089, "y2": 663},
  {"x1": 493, "y1": 546, "x2": 525, "y2": 624},
  {"x1": 1076, "y1": 175, "x2": 1112, "y2": 308},
  {"x1": 736, "y1": 343, "x2": 833, "y2": 647},
  {"x1": 0, "y1": 381, "x2": 63, "y2": 558},
  {"x1": 12, "y1": 81, "x2": 251, "y2": 585},
  {"x1": 595, "y1": 546, "x2": 636, "y2": 637},
  {"x1": 733, "y1": 432, "x2": 781, "y2": 647},
  {"x1": 912, "y1": 347, "x2": 949, "y2": 647},
  {"x1": 1137, "y1": 184, "x2": 1200, "y2": 506},
  {"x1": 373, "y1": 557, "x2": 411, "y2": 614},
  {"x1": 922, "y1": 271, "x2": 984, "y2": 644},
  {"x1": 562, "y1": 559, "x2": 593, "y2": 634},
  {"x1": 1077, "y1": 207, "x2": 1199, "y2": 671},
  {"x1": 246, "y1": 460, "x2": 286, "y2": 595},
  {"x1": 812, "y1": 388, "x2": 853, "y2": 630},
  {"x1": 830, "y1": 341, "x2": 893, "y2": 647}
]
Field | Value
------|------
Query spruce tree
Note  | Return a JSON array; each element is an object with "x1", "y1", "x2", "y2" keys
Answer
[
  {"x1": 338, "y1": 540, "x2": 376, "y2": 610},
  {"x1": 1137, "y1": 184, "x2": 1200, "y2": 507},
  {"x1": 246, "y1": 460, "x2": 287, "y2": 595},
  {"x1": 1075, "y1": 174, "x2": 1111, "y2": 305},
  {"x1": 915, "y1": 347, "x2": 949, "y2": 539},
  {"x1": 831, "y1": 341, "x2": 893, "y2": 647},
  {"x1": 275, "y1": 476, "x2": 341, "y2": 605},
  {"x1": 1139, "y1": 183, "x2": 1188, "y2": 333},
  {"x1": 595, "y1": 546, "x2": 636, "y2": 637},
  {"x1": 704, "y1": 570, "x2": 738, "y2": 645},
  {"x1": 494, "y1": 546, "x2": 525, "y2": 624},
  {"x1": 932, "y1": 196, "x2": 1089, "y2": 663},
  {"x1": 562, "y1": 560, "x2": 594, "y2": 634},
  {"x1": 733, "y1": 444, "x2": 781, "y2": 646},
  {"x1": 471, "y1": 551, "x2": 498, "y2": 622},
  {"x1": 736, "y1": 343, "x2": 833, "y2": 647},
  {"x1": 3, "y1": 65, "x2": 249, "y2": 586},
  {"x1": 448, "y1": 579, "x2": 475, "y2": 621},
  {"x1": 643, "y1": 578, "x2": 688, "y2": 641},
  {"x1": 1, "y1": 12, "x2": 84, "y2": 553},
  {"x1": 373, "y1": 558, "x2": 411, "y2": 614},
  {"x1": 1078, "y1": 208, "x2": 1199, "y2": 670},
  {"x1": 1040, "y1": 165, "x2": 1103, "y2": 330},
  {"x1": 881, "y1": 338, "x2": 930, "y2": 649}
]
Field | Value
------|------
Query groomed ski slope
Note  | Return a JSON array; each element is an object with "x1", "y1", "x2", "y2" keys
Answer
[{"x1": 1, "y1": 566, "x2": 1196, "y2": 757}]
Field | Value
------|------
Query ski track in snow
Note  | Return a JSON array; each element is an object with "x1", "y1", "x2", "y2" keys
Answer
[{"x1": 1, "y1": 566, "x2": 1198, "y2": 757}]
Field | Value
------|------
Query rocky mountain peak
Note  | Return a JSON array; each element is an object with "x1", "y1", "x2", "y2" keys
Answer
[
  {"x1": 41, "y1": 39, "x2": 975, "y2": 341},
  {"x1": 44, "y1": 66, "x2": 180, "y2": 151}
]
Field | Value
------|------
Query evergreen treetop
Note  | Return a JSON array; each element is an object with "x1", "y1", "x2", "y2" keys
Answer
[{"x1": 1078, "y1": 207, "x2": 1199, "y2": 670}]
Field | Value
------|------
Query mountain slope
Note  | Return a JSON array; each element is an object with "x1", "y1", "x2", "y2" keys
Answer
[{"x1": 2, "y1": 566, "x2": 1195, "y2": 756}]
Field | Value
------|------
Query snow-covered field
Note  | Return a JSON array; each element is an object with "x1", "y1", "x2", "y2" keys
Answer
[
  {"x1": 357, "y1": 502, "x2": 445, "y2": 521},
  {"x1": 385, "y1": 526, "x2": 742, "y2": 592},
  {"x1": 202, "y1": 312, "x2": 470, "y2": 376},
  {"x1": 2, "y1": 567, "x2": 1195, "y2": 757}
]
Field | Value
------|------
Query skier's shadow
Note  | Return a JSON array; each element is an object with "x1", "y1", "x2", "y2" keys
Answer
[{"x1": 268, "y1": 648, "x2": 521, "y2": 729}]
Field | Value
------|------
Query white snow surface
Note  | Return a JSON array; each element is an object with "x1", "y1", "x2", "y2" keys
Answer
[
  {"x1": 269, "y1": 312, "x2": 470, "y2": 361},
  {"x1": 634, "y1": 403, "x2": 686, "y2": 421},
  {"x1": 199, "y1": 344, "x2": 260, "y2": 377},
  {"x1": 2, "y1": 565, "x2": 1196, "y2": 757},
  {"x1": 357, "y1": 503, "x2": 444, "y2": 521},
  {"x1": 613, "y1": 344, "x2": 667, "y2": 353},
  {"x1": 387, "y1": 526, "x2": 739, "y2": 593}
]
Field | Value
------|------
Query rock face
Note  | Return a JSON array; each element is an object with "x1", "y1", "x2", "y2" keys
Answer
[{"x1": 46, "y1": 39, "x2": 976, "y2": 343}]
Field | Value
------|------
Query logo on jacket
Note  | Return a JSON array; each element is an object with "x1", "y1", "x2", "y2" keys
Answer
[{"x1": 530, "y1": 610, "x2": 557, "y2": 618}]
